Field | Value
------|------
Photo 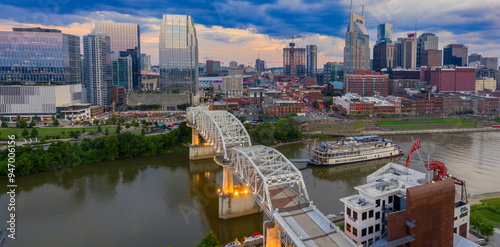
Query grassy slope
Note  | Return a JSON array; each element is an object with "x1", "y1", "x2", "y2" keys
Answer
[{"x1": 0, "y1": 126, "x2": 118, "y2": 138}]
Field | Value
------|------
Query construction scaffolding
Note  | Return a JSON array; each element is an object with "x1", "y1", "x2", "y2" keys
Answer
[{"x1": 283, "y1": 44, "x2": 306, "y2": 77}]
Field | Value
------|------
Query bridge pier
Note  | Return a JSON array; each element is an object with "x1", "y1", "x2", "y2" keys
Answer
[
  {"x1": 264, "y1": 221, "x2": 281, "y2": 247},
  {"x1": 219, "y1": 168, "x2": 262, "y2": 219},
  {"x1": 189, "y1": 128, "x2": 216, "y2": 160}
]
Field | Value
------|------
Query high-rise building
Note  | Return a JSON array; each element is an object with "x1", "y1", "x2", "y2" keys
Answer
[
  {"x1": 421, "y1": 67, "x2": 475, "y2": 92},
  {"x1": 112, "y1": 56, "x2": 133, "y2": 92},
  {"x1": 443, "y1": 44, "x2": 468, "y2": 67},
  {"x1": 373, "y1": 43, "x2": 396, "y2": 72},
  {"x1": 83, "y1": 31, "x2": 112, "y2": 106},
  {"x1": 416, "y1": 33, "x2": 438, "y2": 67},
  {"x1": 396, "y1": 34, "x2": 417, "y2": 69},
  {"x1": 255, "y1": 58, "x2": 265, "y2": 74},
  {"x1": 283, "y1": 44, "x2": 306, "y2": 76},
  {"x1": 468, "y1": 53, "x2": 482, "y2": 64},
  {"x1": 344, "y1": 0, "x2": 370, "y2": 74},
  {"x1": 206, "y1": 60, "x2": 221, "y2": 76},
  {"x1": 0, "y1": 27, "x2": 81, "y2": 84},
  {"x1": 229, "y1": 61, "x2": 238, "y2": 68},
  {"x1": 159, "y1": 14, "x2": 199, "y2": 94},
  {"x1": 141, "y1": 54, "x2": 151, "y2": 70},
  {"x1": 480, "y1": 57, "x2": 498, "y2": 70},
  {"x1": 420, "y1": 50, "x2": 442, "y2": 67},
  {"x1": 376, "y1": 23, "x2": 393, "y2": 44},
  {"x1": 95, "y1": 22, "x2": 141, "y2": 92},
  {"x1": 306, "y1": 45, "x2": 317, "y2": 76},
  {"x1": 344, "y1": 71, "x2": 389, "y2": 96},
  {"x1": 323, "y1": 62, "x2": 344, "y2": 83}
]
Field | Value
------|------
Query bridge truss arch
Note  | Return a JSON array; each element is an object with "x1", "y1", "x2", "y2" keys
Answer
[
  {"x1": 229, "y1": 145, "x2": 310, "y2": 217},
  {"x1": 187, "y1": 108, "x2": 252, "y2": 159}
]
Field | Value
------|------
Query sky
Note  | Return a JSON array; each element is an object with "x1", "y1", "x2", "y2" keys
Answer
[{"x1": 1, "y1": 0, "x2": 500, "y2": 68}]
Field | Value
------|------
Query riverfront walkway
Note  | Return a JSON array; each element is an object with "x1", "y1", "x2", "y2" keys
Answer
[{"x1": 362, "y1": 127, "x2": 500, "y2": 136}]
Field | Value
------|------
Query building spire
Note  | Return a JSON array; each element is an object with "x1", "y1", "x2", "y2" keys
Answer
[
  {"x1": 362, "y1": 0, "x2": 365, "y2": 17},
  {"x1": 348, "y1": 0, "x2": 353, "y2": 32}
]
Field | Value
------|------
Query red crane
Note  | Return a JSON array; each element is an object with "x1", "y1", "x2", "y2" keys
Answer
[{"x1": 406, "y1": 138, "x2": 468, "y2": 202}]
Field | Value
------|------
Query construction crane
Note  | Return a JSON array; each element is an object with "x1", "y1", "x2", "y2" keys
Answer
[{"x1": 270, "y1": 33, "x2": 302, "y2": 76}]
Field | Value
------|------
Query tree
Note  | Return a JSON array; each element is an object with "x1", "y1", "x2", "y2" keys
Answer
[
  {"x1": 480, "y1": 221, "x2": 495, "y2": 240},
  {"x1": 104, "y1": 128, "x2": 109, "y2": 136},
  {"x1": 1, "y1": 116, "x2": 7, "y2": 128},
  {"x1": 97, "y1": 125, "x2": 102, "y2": 133},
  {"x1": 53, "y1": 119, "x2": 60, "y2": 127},
  {"x1": 131, "y1": 118, "x2": 137, "y2": 127},
  {"x1": 197, "y1": 231, "x2": 220, "y2": 247},
  {"x1": 19, "y1": 120, "x2": 28, "y2": 128},
  {"x1": 227, "y1": 109, "x2": 234, "y2": 115},
  {"x1": 40, "y1": 136, "x2": 46, "y2": 144},
  {"x1": 125, "y1": 123, "x2": 131, "y2": 129},
  {"x1": 116, "y1": 123, "x2": 122, "y2": 134},
  {"x1": 119, "y1": 116, "x2": 125, "y2": 124},
  {"x1": 30, "y1": 128, "x2": 39, "y2": 138},
  {"x1": 161, "y1": 124, "x2": 167, "y2": 130},
  {"x1": 22, "y1": 128, "x2": 29, "y2": 137},
  {"x1": 93, "y1": 119, "x2": 100, "y2": 125},
  {"x1": 237, "y1": 115, "x2": 246, "y2": 123},
  {"x1": 111, "y1": 116, "x2": 117, "y2": 125},
  {"x1": 254, "y1": 122, "x2": 275, "y2": 143},
  {"x1": 81, "y1": 128, "x2": 86, "y2": 133},
  {"x1": 141, "y1": 128, "x2": 146, "y2": 136}
]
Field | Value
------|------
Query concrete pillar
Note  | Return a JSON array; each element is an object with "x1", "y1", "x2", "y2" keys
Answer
[
  {"x1": 189, "y1": 145, "x2": 215, "y2": 160},
  {"x1": 218, "y1": 193, "x2": 262, "y2": 219},
  {"x1": 222, "y1": 167, "x2": 234, "y2": 194},
  {"x1": 265, "y1": 221, "x2": 281, "y2": 247},
  {"x1": 192, "y1": 128, "x2": 199, "y2": 145}
]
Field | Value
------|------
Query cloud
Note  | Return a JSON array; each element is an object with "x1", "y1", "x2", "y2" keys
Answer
[{"x1": 1, "y1": 0, "x2": 500, "y2": 68}]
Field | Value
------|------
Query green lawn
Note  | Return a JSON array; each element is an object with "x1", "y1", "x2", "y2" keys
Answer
[
  {"x1": 309, "y1": 120, "x2": 370, "y2": 131},
  {"x1": 0, "y1": 126, "x2": 117, "y2": 139},
  {"x1": 472, "y1": 198, "x2": 500, "y2": 228},
  {"x1": 374, "y1": 118, "x2": 475, "y2": 130}
]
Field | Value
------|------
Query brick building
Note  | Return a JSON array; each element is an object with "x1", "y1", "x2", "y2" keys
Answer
[
  {"x1": 344, "y1": 71, "x2": 389, "y2": 96},
  {"x1": 421, "y1": 67, "x2": 476, "y2": 92},
  {"x1": 264, "y1": 100, "x2": 306, "y2": 117}
]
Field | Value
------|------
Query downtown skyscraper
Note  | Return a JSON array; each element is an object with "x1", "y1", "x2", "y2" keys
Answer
[
  {"x1": 306, "y1": 45, "x2": 317, "y2": 76},
  {"x1": 95, "y1": 22, "x2": 141, "y2": 92},
  {"x1": 0, "y1": 27, "x2": 81, "y2": 84},
  {"x1": 83, "y1": 31, "x2": 112, "y2": 106},
  {"x1": 159, "y1": 14, "x2": 199, "y2": 94},
  {"x1": 344, "y1": 0, "x2": 370, "y2": 75}
]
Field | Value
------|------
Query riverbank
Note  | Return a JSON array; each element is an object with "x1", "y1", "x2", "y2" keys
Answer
[
  {"x1": 304, "y1": 126, "x2": 500, "y2": 137},
  {"x1": 469, "y1": 192, "x2": 500, "y2": 205},
  {"x1": 0, "y1": 123, "x2": 191, "y2": 177}
]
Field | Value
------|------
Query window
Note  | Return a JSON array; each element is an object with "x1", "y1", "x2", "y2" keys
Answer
[
  {"x1": 375, "y1": 224, "x2": 380, "y2": 232},
  {"x1": 369, "y1": 210, "x2": 374, "y2": 218},
  {"x1": 376, "y1": 199, "x2": 380, "y2": 207},
  {"x1": 346, "y1": 223, "x2": 352, "y2": 232},
  {"x1": 388, "y1": 195, "x2": 393, "y2": 203},
  {"x1": 362, "y1": 228, "x2": 367, "y2": 237},
  {"x1": 454, "y1": 227, "x2": 457, "y2": 233},
  {"x1": 362, "y1": 241, "x2": 366, "y2": 246},
  {"x1": 362, "y1": 212, "x2": 367, "y2": 220},
  {"x1": 353, "y1": 227, "x2": 358, "y2": 237},
  {"x1": 369, "y1": 226, "x2": 373, "y2": 234},
  {"x1": 376, "y1": 211, "x2": 380, "y2": 220},
  {"x1": 353, "y1": 211, "x2": 358, "y2": 220},
  {"x1": 347, "y1": 207, "x2": 351, "y2": 217}
]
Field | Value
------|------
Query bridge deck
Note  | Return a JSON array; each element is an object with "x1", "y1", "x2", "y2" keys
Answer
[{"x1": 269, "y1": 186, "x2": 352, "y2": 247}]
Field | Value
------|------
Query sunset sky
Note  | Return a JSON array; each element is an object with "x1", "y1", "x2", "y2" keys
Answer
[{"x1": 1, "y1": 0, "x2": 499, "y2": 68}]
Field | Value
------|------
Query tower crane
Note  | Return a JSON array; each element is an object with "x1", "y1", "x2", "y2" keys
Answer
[{"x1": 270, "y1": 33, "x2": 302, "y2": 76}]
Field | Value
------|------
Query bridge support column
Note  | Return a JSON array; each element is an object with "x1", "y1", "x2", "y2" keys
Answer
[
  {"x1": 264, "y1": 221, "x2": 281, "y2": 247},
  {"x1": 219, "y1": 168, "x2": 262, "y2": 219},
  {"x1": 192, "y1": 128, "x2": 199, "y2": 145}
]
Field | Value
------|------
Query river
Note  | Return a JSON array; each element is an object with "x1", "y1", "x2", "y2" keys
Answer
[{"x1": 1, "y1": 132, "x2": 499, "y2": 246}]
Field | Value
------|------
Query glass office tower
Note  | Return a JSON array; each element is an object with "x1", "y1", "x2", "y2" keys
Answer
[
  {"x1": 83, "y1": 31, "x2": 112, "y2": 106},
  {"x1": 95, "y1": 22, "x2": 141, "y2": 91},
  {"x1": 0, "y1": 27, "x2": 81, "y2": 84},
  {"x1": 159, "y1": 14, "x2": 199, "y2": 94}
]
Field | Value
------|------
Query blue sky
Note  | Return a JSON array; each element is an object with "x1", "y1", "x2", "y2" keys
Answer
[{"x1": 1, "y1": 0, "x2": 500, "y2": 67}]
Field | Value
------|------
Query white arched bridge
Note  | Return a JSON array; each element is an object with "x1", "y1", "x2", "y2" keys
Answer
[{"x1": 187, "y1": 107, "x2": 356, "y2": 247}]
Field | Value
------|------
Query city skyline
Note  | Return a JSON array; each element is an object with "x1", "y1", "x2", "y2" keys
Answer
[{"x1": 0, "y1": 0, "x2": 499, "y2": 68}]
